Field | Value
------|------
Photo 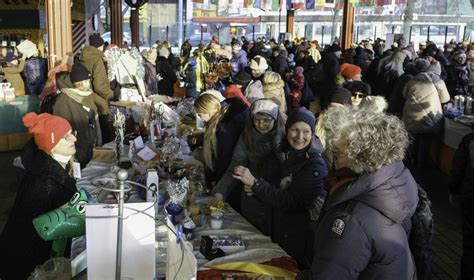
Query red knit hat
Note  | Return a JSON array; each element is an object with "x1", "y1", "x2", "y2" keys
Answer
[
  {"x1": 340, "y1": 63, "x2": 362, "y2": 80},
  {"x1": 23, "y1": 112, "x2": 72, "y2": 154}
]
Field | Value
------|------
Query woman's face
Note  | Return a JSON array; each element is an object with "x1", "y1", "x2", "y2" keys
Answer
[
  {"x1": 197, "y1": 107, "x2": 219, "y2": 123},
  {"x1": 51, "y1": 130, "x2": 77, "y2": 156},
  {"x1": 251, "y1": 69, "x2": 264, "y2": 78},
  {"x1": 287, "y1": 121, "x2": 312, "y2": 150},
  {"x1": 333, "y1": 136, "x2": 349, "y2": 170},
  {"x1": 351, "y1": 91, "x2": 366, "y2": 107},
  {"x1": 253, "y1": 114, "x2": 275, "y2": 134}
]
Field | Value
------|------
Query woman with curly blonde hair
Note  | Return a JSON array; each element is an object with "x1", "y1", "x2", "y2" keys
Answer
[
  {"x1": 299, "y1": 109, "x2": 418, "y2": 280},
  {"x1": 194, "y1": 94, "x2": 249, "y2": 189}
]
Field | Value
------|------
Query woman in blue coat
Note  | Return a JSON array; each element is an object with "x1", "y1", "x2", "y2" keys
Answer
[
  {"x1": 297, "y1": 109, "x2": 418, "y2": 280},
  {"x1": 232, "y1": 107, "x2": 328, "y2": 268}
]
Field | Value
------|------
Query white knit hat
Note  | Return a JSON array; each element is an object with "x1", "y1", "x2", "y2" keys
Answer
[
  {"x1": 250, "y1": 55, "x2": 268, "y2": 71},
  {"x1": 252, "y1": 99, "x2": 278, "y2": 120},
  {"x1": 158, "y1": 47, "x2": 170, "y2": 58}
]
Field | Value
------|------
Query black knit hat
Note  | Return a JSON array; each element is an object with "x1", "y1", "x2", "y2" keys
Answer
[
  {"x1": 286, "y1": 107, "x2": 316, "y2": 134},
  {"x1": 233, "y1": 69, "x2": 252, "y2": 86},
  {"x1": 70, "y1": 62, "x2": 91, "y2": 84},
  {"x1": 346, "y1": 81, "x2": 371, "y2": 96},
  {"x1": 330, "y1": 87, "x2": 352, "y2": 106},
  {"x1": 89, "y1": 34, "x2": 105, "y2": 48}
]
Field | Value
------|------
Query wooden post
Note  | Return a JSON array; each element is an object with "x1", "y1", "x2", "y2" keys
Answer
[
  {"x1": 125, "y1": 0, "x2": 147, "y2": 47},
  {"x1": 45, "y1": 0, "x2": 72, "y2": 70},
  {"x1": 286, "y1": 9, "x2": 295, "y2": 37},
  {"x1": 110, "y1": 0, "x2": 123, "y2": 46},
  {"x1": 341, "y1": 0, "x2": 355, "y2": 49}
]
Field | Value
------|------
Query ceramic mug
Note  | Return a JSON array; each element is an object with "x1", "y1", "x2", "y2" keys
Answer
[{"x1": 210, "y1": 212, "x2": 224, "y2": 230}]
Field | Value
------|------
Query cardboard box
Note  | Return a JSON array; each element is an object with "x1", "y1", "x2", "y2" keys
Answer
[
  {"x1": 8, "y1": 133, "x2": 31, "y2": 151},
  {"x1": 0, "y1": 135, "x2": 9, "y2": 152}
]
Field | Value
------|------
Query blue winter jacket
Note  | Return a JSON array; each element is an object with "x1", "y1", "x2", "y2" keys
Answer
[{"x1": 298, "y1": 160, "x2": 418, "y2": 280}]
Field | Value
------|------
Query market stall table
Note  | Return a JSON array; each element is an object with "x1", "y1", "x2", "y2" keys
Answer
[
  {"x1": 437, "y1": 117, "x2": 473, "y2": 173},
  {"x1": 70, "y1": 155, "x2": 294, "y2": 279},
  {"x1": 0, "y1": 95, "x2": 39, "y2": 151}
]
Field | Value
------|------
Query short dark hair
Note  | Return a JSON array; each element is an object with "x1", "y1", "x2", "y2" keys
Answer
[{"x1": 346, "y1": 81, "x2": 371, "y2": 96}]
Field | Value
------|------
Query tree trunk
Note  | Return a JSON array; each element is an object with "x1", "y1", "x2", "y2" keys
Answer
[
  {"x1": 331, "y1": 7, "x2": 340, "y2": 45},
  {"x1": 402, "y1": 0, "x2": 415, "y2": 43}
]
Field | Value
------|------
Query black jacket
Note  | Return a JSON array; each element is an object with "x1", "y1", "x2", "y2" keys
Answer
[
  {"x1": 387, "y1": 72, "x2": 414, "y2": 117},
  {"x1": 156, "y1": 56, "x2": 177, "y2": 96},
  {"x1": 270, "y1": 54, "x2": 290, "y2": 80},
  {"x1": 205, "y1": 98, "x2": 249, "y2": 186},
  {"x1": 252, "y1": 138, "x2": 328, "y2": 267},
  {"x1": 0, "y1": 140, "x2": 77, "y2": 279},
  {"x1": 449, "y1": 132, "x2": 474, "y2": 196}
]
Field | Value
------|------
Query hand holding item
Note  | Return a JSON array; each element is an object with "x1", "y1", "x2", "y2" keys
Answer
[
  {"x1": 232, "y1": 165, "x2": 255, "y2": 186},
  {"x1": 156, "y1": 73, "x2": 163, "y2": 81}
]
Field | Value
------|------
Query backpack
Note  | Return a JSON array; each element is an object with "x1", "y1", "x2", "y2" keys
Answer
[{"x1": 305, "y1": 62, "x2": 326, "y2": 89}]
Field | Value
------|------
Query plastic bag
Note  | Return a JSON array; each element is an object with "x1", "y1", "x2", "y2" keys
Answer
[{"x1": 28, "y1": 258, "x2": 71, "y2": 280}]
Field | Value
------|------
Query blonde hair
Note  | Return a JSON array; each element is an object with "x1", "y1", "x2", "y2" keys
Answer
[
  {"x1": 194, "y1": 94, "x2": 226, "y2": 170},
  {"x1": 263, "y1": 71, "x2": 281, "y2": 85}
]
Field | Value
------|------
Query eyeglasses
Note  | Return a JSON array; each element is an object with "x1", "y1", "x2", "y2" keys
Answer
[
  {"x1": 352, "y1": 93, "x2": 366, "y2": 99},
  {"x1": 63, "y1": 131, "x2": 77, "y2": 141},
  {"x1": 253, "y1": 117, "x2": 274, "y2": 125}
]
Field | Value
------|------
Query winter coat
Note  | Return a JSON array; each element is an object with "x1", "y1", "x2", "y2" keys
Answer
[
  {"x1": 22, "y1": 56, "x2": 47, "y2": 95},
  {"x1": 263, "y1": 79, "x2": 287, "y2": 116},
  {"x1": 449, "y1": 132, "x2": 474, "y2": 196},
  {"x1": 183, "y1": 64, "x2": 199, "y2": 98},
  {"x1": 446, "y1": 63, "x2": 471, "y2": 97},
  {"x1": 402, "y1": 72, "x2": 450, "y2": 133},
  {"x1": 297, "y1": 161, "x2": 418, "y2": 280},
  {"x1": 270, "y1": 54, "x2": 290, "y2": 80},
  {"x1": 224, "y1": 84, "x2": 250, "y2": 107},
  {"x1": 0, "y1": 140, "x2": 77, "y2": 279},
  {"x1": 213, "y1": 126, "x2": 283, "y2": 235},
  {"x1": 2, "y1": 59, "x2": 26, "y2": 96},
  {"x1": 387, "y1": 72, "x2": 414, "y2": 117},
  {"x1": 53, "y1": 88, "x2": 98, "y2": 169},
  {"x1": 156, "y1": 56, "x2": 177, "y2": 96},
  {"x1": 205, "y1": 98, "x2": 249, "y2": 186},
  {"x1": 244, "y1": 79, "x2": 265, "y2": 103},
  {"x1": 434, "y1": 50, "x2": 449, "y2": 80},
  {"x1": 231, "y1": 50, "x2": 248, "y2": 77},
  {"x1": 79, "y1": 46, "x2": 114, "y2": 115},
  {"x1": 144, "y1": 60, "x2": 158, "y2": 96},
  {"x1": 252, "y1": 138, "x2": 328, "y2": 267}
]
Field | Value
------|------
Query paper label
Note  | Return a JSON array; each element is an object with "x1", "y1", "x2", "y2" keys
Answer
[
  {"x1": 134, "y1": 136, "x2": 145, "y2": 149},
  {"x1": 137, "y1": 146, "x2": 157, "y2": 161},
  {"x1": 73, "y1": 162, "x2": 82, "y2": 179}
]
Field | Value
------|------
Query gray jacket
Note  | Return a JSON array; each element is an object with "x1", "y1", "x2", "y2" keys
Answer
[{"x1": 298, "y1": 161, "x2": 418, "y2": 280}]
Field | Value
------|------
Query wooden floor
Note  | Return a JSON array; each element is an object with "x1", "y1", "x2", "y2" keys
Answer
[{"x1": 0, "y1": 151, "x2": 464, "y2": 279}]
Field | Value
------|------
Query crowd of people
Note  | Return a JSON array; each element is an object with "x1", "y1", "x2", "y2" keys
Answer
[{"x1": 0, "y1": 32, "x2": 473, "y2": 280}]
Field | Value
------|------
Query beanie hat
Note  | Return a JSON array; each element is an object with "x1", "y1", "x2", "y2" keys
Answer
[
  {"x1": 89, "y1": 34, "x2": 105, "y2": 48},
  {"x1": 5, "y1": 52, "x2": 17, "y2": 63},
  {"x1": 453, "y1": 50, "x2": 466, "y2": 61},
  {"x1": 233, "y1": 69, "x2": 252, "y2": 86},
  {"x1": 330, "y1": 87, "x2": 352, "y2": 106},
  {"x1": 286, "y1": 107, "x2": 316, "y2": 134},
  {"x1": 295, "y1": 66, "x2": 304, "y2": 76},
  {"x1": 415, "y1": 59, "x2": 431, "y2": 72},
  {"x1": 23, "y1": 112, "x2": 72, "y2": 154},
  {"x1": 339, "y1": 63, "x2": 362, "y2": 80},
  {"x1": 70, "y1": 62, "x2": 91, "y2": 84},
  {"x1": 250, "y1": 55, "x2": 268, "y2": 71},
  {"x1": 422, "y1": 47, "x2": 436, "y2": 57},
  {"x1": 158, "y1": 47, "x2": 170, "y2": 58},
  {"x1": 252, "y1": 99, "x2": 279, "y2": 120}
]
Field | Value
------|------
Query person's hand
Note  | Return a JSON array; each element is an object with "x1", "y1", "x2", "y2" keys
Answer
[
  {"x1": 232, "y1": 165, "x2": 255, "y2": 186},
  {"x1": 243, "y1": 184, "x2": 254, "y2": 196},
  {"x1": 156, "y1": 74, "x2": 163, "y2": 81}
]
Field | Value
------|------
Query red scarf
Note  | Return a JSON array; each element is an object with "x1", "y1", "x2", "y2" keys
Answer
[{"x1": 324, "y1": 168, "x2": 358, "y2": 195}]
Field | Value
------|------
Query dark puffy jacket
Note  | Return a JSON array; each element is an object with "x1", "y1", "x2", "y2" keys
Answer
[
  {"x1": 298, "y1": 161, "x2": 418, "y2": 280},
  {"x1": 449, "y1": 132, "x2": 474, "y2": 196},
  {"x1": 205, "y1": 98, "x2": 249, "y2": 186},
  {"x1": 212, "y1": 126, "x2": 283, "y2": 235},
  {"x1": 156, "y1": 56, "x2": 177, "y2": 96},
  {"x1": 0, "y1": 140, "x2": 77, "y2": 279},
  {"x1": 387, "y1": 72, "x2": 414, "y2": 117},
  {"x1": 22, "y1": 56, "x2": 47, "y2": 89},
  {"x1": 252, "y1": 138, "x2": 328, "y2": 267},
  {"x1": 446, "y1": 63, "x2": 471, "y2": 97},
  {"x1": 270, "y1": 54, "x2": 290, "y2": 80}
]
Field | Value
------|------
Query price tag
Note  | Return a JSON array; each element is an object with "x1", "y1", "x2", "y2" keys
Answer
[{"x1": 73, "y1": 162, "x2": 82, "y2": 179}]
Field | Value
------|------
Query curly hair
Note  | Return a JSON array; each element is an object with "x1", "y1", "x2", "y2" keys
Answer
[{"x1": 335, "y1": 109, "x2": 409, "y2": 174}]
